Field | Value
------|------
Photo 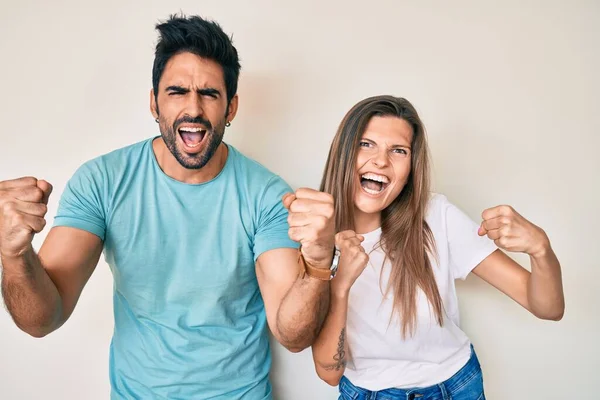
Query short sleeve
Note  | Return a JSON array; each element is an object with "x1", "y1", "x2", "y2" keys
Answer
[
  {"x1": 53, "y1": 160, "x2": 107, "y2": 241},
  {"x1": 253, "y1": 176, "x2": 300, "y2": 261},
  {"x1": 441, "y1": 196, "x2": 498, "y2": 280}
]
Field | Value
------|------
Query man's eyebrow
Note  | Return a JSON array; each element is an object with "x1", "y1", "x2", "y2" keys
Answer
[
  {"x1": 165, "y1": 85, "x2": 190, "y2": 92},
  {"x1": 197, "y1": 88, "x2": 221, "y2": 96}
]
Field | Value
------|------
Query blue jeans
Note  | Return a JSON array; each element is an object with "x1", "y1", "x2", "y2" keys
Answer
[{"x1": 338, "y1": 346, "x2": 485, "y2": 400}]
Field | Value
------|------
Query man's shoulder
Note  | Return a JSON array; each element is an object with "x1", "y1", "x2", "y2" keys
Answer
[
  {"x1": 228, "y1": 145, "x2": 290, "y2": 187},
  {"x1": 63, "y1": 138, "x2": 152, "y2": 194},
  {"x1": 226, "y1": 145, "x2": 293, "y2": 208},
  {"x1": 97, "y1": 138, "x2": 151, "y2": 165},
  {"x1": 228, "y1": 145, "x2": 274, "y2": 175},
  {"x1": 77, "y1": 138, "x2": 151, "y2": 175}
]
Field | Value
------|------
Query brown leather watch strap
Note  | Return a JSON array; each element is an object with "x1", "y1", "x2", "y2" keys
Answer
[{"x1": 297, "y1": 247, "x2": 332, "y2": 281}]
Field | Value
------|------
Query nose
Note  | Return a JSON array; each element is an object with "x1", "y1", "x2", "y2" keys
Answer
[
  {"x1": 371, "y1": 148, "x2": 389, "y2": 168},
  {"x1": 184, "y1": 92, "x2": 205, "y2": 118}
]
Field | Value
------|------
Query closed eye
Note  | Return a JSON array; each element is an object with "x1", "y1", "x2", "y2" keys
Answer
[
  {"x1": 392, "y1": 148, "x2": 408, "y2": 155},
  {"x1": 165, "y1": 86, "x2": 189, "y2": 96},
  {"x1": 198, "y1": 88, "x2": 221, "y2": 99}
]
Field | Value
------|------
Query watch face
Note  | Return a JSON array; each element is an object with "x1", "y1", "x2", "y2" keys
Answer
[
  {"x1": 330, "y1": 248, "x2": 341, "y2": 278},
  {"x1": 330, "y1": 265, "x2": 338, "y2": 278}
]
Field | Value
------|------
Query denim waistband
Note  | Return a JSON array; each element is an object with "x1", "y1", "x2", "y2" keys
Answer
[{"x1": 339, "y1": 345, "x2": 481, "y2": 399}]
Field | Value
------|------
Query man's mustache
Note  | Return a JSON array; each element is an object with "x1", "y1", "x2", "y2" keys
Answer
[{"x1": 173, "y1": 116, "x2": 213, "y2": 131}]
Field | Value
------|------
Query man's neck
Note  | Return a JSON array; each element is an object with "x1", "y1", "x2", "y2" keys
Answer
[{"x1": 152, "y1": 138, "x2": 228, "y2": 184}]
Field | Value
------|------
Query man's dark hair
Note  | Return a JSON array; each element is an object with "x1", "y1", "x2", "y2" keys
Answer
[{"x1": 152, "y1": 14, "x2": 241, "y2": 104}]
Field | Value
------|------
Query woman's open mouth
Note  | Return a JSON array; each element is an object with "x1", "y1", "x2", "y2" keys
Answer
[{"x1": 360, "y1": 172, "x2": 390, "y2": 195}]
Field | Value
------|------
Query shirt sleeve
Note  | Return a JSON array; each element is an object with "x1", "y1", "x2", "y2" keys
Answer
[
  {"x1": 53, "y1": 160, "x2": 108, "y2": 241},
  {"x1": 441, "y1": 196, "x2": 498, "y2": 280},
  {"x1": 253, "y1": 175, "x2": 300, "y2": 262}
]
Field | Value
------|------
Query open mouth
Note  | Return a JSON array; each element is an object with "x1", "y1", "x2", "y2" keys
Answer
[
  {"x1": 360, "y1": 172, "x2": 390, "y2": 195},
  {"x1": 178, "y1": 126, "x2": 207, "y2": 149}
]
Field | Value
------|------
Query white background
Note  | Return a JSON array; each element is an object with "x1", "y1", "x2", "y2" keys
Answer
[{"x1": 1, "y1": 1, "x2": 598, "y2": 399}]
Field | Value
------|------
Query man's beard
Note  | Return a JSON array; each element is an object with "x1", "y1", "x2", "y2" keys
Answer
[{"x1": 159, "y1": 115, "x2": 226, "y2": 170}]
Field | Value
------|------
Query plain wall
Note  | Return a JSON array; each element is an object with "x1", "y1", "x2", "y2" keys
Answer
[{"x1": 1, "y1": 1, "x2": 598, "y2": 399}]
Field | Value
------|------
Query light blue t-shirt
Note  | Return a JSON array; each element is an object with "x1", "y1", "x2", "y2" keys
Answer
[{"x1": 54, "y1": 138, "x2": 299, "y2": 399}]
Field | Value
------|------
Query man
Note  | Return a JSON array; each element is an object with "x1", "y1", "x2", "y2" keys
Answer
[{"x1": 0, "y1": 15, "x2": 335, "y2": 399}]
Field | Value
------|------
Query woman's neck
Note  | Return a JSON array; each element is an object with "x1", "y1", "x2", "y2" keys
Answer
[{"x1": 353, "y1": 208, "x2": 382, "y2": 235}]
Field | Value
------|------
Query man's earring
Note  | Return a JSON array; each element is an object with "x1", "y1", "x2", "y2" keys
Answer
[
  {"x1": 226, "y1": 121, "x2": 231, "y2": 127},
  {"x1": 155, "y1": 118, "x2": 159, "y2": 123}
]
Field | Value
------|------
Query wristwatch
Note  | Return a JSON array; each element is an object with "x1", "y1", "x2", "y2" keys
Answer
[{"x1": 297, "y1": 246, "x2": 341, "y2": 281}]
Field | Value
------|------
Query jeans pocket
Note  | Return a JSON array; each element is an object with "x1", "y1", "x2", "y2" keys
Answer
[
  {"x1": 338, "y1": 382, "x2": 360, "y2": 400},
  {"x1": 338, "y1": 388, "x2": 358, "y2": 400},
  {"x1": 451, "y1": 368, "x2": 485, "y2": 400}
]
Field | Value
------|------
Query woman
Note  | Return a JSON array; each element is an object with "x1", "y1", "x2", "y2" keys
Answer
[{"x1": 311, "y1": 95, "x2": 564, "y2": 399}]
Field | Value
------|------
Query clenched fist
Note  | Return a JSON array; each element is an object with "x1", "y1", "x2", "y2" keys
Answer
[
  {"x1": 331, "y1": 230, "x2": 369, "y2": 294},
  {"x1": 478, "y1": 205, "x2": 550, "y2": 258},
  {"x1": 0, "y1": 177, "x2": 53, "y2": 259},
  {"x1": 283, "y1": 188, "x2": 335, "y2": 269}
]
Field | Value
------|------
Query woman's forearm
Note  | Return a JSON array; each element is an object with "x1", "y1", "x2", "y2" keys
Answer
[
  {"x1": 311, "y1": 289, "x2": 350, "y2": 386},
  {"x1": 528, "y1": 242, "x2": 565, "y2": 320}
]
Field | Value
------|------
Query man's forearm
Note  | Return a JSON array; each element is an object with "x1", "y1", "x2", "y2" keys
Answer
[
  {"x1": 275, "y1": 275, "x2": 330, "y2": 352},
  {"x1": 1, "y1": 247, "x2": 63, "y2": 337}
]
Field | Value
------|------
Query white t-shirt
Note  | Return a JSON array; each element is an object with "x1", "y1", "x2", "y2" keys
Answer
[{"x1": 344, "y1": 193, "x2": 497, "y2": 390}]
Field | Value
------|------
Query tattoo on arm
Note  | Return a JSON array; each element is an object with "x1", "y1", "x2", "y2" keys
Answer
[{"x1": 322, "y1": 327, "x2": 347, "y2": 371}]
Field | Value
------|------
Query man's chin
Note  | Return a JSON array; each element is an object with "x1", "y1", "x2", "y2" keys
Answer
[
  {"x1": 173, "y1": 149, "x2": 208, "y2": 170},
  {"x1": 168, "y1": 132, "x2": 223, "y2": 170}
]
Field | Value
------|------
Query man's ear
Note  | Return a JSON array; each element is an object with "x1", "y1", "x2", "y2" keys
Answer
[
  {"x1": 226, "y1": 94, "x2": 239, "y2": 124},
  {"x1": 150, "y1": 89, "x2": 159, "y2": 119}
]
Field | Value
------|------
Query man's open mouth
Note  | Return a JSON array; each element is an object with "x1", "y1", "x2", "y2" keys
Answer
[{"x1": 178, "y1": 126, "x2": 207, "y2": 148}]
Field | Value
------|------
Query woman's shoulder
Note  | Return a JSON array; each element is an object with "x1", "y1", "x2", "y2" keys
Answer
[
  {"x1": 425, "y1": 192, "x2": 466, "y2": 229},
  {"x1": 428, "y1": 192, "x2": 449, "y2": 205},
  {"x1": 426, "y1": 192, "x2": 486, "y2": 242},
  {"x1": 426, "y1": 192, "x2": 452, "y2": 217}
]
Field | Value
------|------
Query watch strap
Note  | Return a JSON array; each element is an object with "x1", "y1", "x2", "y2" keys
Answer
[{"x1": 297, "y1": 247, "x2": 333, "y2": 281}]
